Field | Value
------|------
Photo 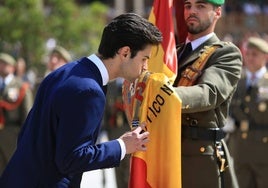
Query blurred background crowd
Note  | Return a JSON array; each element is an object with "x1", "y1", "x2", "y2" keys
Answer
[
  {"x1": 0, "y1": 0, "x2": 268, "y2": 188},
  {"x1": 1, "y1": 0, "x2": 268, "y2": 89}
]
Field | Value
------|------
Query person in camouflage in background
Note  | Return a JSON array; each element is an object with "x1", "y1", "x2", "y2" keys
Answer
[{"x1": 0, "y1": 53, "x2": 33, "y2": 175}]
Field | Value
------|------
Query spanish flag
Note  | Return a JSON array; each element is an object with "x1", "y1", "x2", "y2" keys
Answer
[
  {"x1": 122, "y1": 0, "x2": 182, "y2": 187},
  {"x1": 147, "y1": 0, "x2": 177, "y2": 82}
]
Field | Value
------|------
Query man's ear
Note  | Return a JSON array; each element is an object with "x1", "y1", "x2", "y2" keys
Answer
[
  {"x1": 118, "y1": 46, "x2": 130, "y2": 58},
  {"x1": 215, "y1": 6, "x2": 222, "y2": 18}
]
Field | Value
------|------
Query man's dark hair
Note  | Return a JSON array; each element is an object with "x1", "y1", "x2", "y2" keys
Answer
[{"x1": 98, "y1": 13, "x2": 162, "y2": 59}]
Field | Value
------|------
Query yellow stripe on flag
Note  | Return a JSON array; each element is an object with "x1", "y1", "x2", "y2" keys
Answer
[{"x1": 127, "y1": 72, "x2": 181, "y2": 188}]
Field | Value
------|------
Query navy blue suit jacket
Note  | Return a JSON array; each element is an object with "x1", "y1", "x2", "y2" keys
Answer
[{"x1": 0, "y1": 57, "x2": 121, "y2": 187}]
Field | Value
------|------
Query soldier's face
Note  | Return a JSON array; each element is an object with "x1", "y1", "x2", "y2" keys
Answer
[
  {"x1": 0, "y1": 61, "x2": 14, "y2": 77},
  {"x1": 244, "y1": 47, "x2": 268, "y2": 72},
  {"x1": 184, "y1": 0, "x2": 221, "y2": 36}
]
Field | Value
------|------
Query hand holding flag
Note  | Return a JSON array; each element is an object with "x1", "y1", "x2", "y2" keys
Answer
[{"x1": 119, "y1": 122, "x2": 150, "y2": 154}]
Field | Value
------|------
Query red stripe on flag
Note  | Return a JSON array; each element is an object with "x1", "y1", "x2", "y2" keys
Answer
[
  {"x1": 152, "y1": 0, "x2": 177, "y2": 74},
  {"x1": 174, "y1": 0, "x2": 188, "y2": 43},
  {"x1": 129, "y1": 157, "x2": 151, "y2": 188},
  {"x1": 153, "y1": 0, "x2": 177, "y2": 73}
]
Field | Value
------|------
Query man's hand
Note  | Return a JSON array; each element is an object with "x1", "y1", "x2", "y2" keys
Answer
[{"x1": 119, "y1": 122, "x2": 149, "y2": 154}]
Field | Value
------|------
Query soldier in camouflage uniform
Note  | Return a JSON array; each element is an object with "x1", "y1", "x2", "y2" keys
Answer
[{"x1": 0, "y1": 53, "x2": 33, "y2": 175}]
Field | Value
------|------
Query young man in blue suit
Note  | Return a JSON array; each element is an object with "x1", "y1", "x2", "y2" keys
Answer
[{"x1": 0, "y1": 13, "x2": 162, "y2": 187}]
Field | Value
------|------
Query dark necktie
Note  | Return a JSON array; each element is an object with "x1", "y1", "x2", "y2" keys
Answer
[
  {"x1": 247, "y1": 73, "x2": 256, "y2": 91},
  {"x1": 0, "y1": 81, "x2": 5, "y2": 95},
  {"x1": 250, "y1": 73, "x2": 257, "y2": 86},
  {"x1": 179, "y1": 42, "x2": 192, "y2": 62}
]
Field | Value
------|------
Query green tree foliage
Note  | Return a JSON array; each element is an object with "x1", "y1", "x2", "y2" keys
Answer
[
  {"x1": 0, "y1": 0, "x2": 44, "y2": 68},
  {"x1": 0, "y1": 0, "x2": 108, "y2": 75}
]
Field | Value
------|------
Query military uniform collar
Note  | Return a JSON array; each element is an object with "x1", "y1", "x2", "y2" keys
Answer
[{"x1": 186, "y1": 32, "x2": 215, "y2": 51}]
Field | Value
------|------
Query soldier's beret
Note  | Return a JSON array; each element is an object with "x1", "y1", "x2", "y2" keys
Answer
[
  {"x1": 0, "y1": 53, "x2": 16, "y2": 66},
  {"x1": 248, "y1": 37, "x2": 268, "y2": 54},
  {"x1": 206, "y1": 0, "x2": 225, "y2": 5},
  {"x1": 50, "y1": 46, "x2": 72, "y2": 62}
]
